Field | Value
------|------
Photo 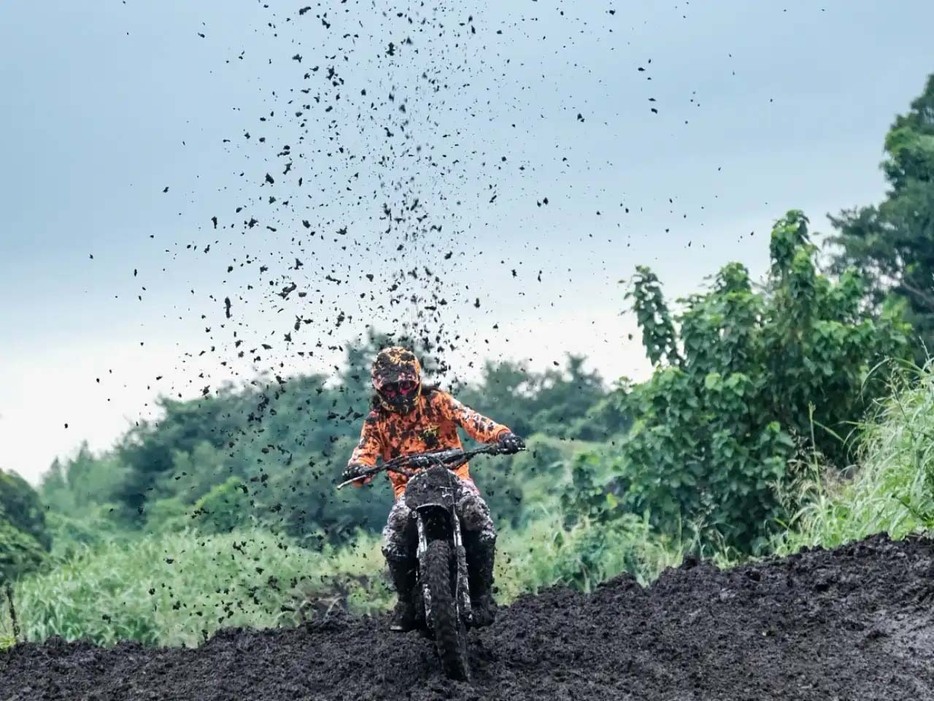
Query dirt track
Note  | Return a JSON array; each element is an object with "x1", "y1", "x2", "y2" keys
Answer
[{"x1": 3, "y1": 532, "x2": 934, "y2": 700}]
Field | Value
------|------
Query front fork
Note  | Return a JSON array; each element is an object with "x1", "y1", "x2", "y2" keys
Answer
[{"x1": 415, "y1": 511, "x2": 473, "y2": 630}]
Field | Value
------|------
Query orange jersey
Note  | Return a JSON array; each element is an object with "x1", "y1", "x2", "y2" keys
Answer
[{"x1": 347, "y1": 389, "x2": 511, "y2": 499}]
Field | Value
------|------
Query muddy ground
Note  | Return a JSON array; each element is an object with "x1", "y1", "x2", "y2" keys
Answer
[{"x1": 3, "y1": 532, "x2": 934, "y2": 700}]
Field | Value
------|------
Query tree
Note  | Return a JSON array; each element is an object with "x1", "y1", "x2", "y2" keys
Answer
[
  {"x1": 41, "y1": 444, "x2": 129, "y2": 520},
  {"x1": 0, "y1": 469, "x2": 51, "y2": 581},
  {"x1": 0, "y1": 469, "x2": 51, "y2": 551},
  {"x1": 531, "y1": 355, "x2": 628, "y2": 440},
  {"x1": 34, "y1": 333, "x2": 620, "y2": 548},
  {"x1": 826, "y1": 73, "x2": 934, "y2": 355},
  {"x1": 455, "y1": 355, "x2": 628, "y2": 442},
  {"x1": 0, "y1": 520, "x2": 47, "y2": 582},
  {"x1": 113, "y1": 391, "x2": 248, "y2": 524},
  {"x1": 599, "y1": 210, "x2": 911, "y2": 553},
  {"x1": 190, "y1": 476, "x2": 255, "y2": 534}
]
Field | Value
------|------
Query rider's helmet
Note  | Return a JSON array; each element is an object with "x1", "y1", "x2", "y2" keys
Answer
[{"x1": 372, "y1": 346, "x2": 422, "y2": 414}]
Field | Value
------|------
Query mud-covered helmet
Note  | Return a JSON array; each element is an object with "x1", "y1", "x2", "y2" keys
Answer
[{"x1": 372, "y1": 346, "x2": 422, "y2": 413}]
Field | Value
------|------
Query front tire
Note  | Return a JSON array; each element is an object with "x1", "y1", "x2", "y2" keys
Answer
[{"x1": 424, "y1": 538, "x2": 470, "y2": 681}]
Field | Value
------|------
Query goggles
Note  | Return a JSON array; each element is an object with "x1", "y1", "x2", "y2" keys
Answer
[{"x1": 380, "y1": 380, "x2": 419, "y2": 398}]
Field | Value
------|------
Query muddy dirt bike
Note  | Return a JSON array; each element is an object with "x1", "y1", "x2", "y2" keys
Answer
[{"x1": 337, "y1": 443, "x2": 522, "y2": 681}]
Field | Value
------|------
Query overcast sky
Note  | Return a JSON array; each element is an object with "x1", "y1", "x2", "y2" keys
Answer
[{"x1": 2, "y1": 0, "x2": 933, "y2": 484}]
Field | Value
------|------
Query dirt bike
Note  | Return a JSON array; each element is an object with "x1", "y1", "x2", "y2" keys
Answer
[{"x1": 337, "y1": 443, "x2": 522, "y2": 681}]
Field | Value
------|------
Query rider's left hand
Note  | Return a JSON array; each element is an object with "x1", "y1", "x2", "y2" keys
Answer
[
  {"x1": 497, "y1": 432, "x2": 525, "y2": 454},
  {"x1": 342, "y1": 462, "x2": 373, "y2": 487}
]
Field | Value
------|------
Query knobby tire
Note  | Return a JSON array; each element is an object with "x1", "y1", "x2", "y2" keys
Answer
[{"x1": 424, "y1": 538, "x2": 470, "y2": 681}]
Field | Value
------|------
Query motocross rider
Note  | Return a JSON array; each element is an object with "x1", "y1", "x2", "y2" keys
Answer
[{"x1": 342, "y1": 346, "x2": 525, "y2": 632}]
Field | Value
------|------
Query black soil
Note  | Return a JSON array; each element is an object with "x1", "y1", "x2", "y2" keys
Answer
[{"x1": 4, "y1": 533, "x2": 934, "y2": 700}]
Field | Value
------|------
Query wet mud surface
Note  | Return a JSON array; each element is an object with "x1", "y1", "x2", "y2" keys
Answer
[{"x1": 4, "y1": 533, "x2": 934, "y2": 700}]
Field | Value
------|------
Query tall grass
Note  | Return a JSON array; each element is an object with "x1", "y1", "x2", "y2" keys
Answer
[
  {"x1": 497, "y1": 510, "x2": 686, "y2": 599},
  {"x1": 0, "y1": 607, "x2": 14, "y2": 651},
  {"x1": 12, "y1": 528, "x2": 390, "y2": 648},
  {"x1": 773, "y1": 359, "x2": 934, "y2": 554},
  {"x1": 9, "y1": 508, "x2": 691, "y2": 648}
]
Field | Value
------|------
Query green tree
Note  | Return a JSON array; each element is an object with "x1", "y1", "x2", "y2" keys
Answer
[
  {"x1": 0, "y1": 520, "x2": 47, "y2": 582},
  {"x1": 0, "y1": 469, "x2": 51, "y2": 551},
  {"x1": 35, "y1": 335, "x2": 620, "y2": 550},
  {"x1": 190, "y1": 476, "x2": 254, "y2": 534},
  {"x1": 601, "y1": 210, "x2": 910, "y2": 553},
  {"x1": 454, "y1": 359, "x2": 536, "y2": 437},
  {"x1": 41, "y1": 444, "x2": 128, "y2": 521},
  {"x1": 455, "y1": 355, "x2": 629, "y2": 441},
  {"x1": 826, "y1": 73, "x2": 934, "y2": 355},
  {"x1": 113, "y1": 390, "x2": 247, "y2": 524},
  {"x1": 0, "y1": 469, "x2": 51, "y2": 581}
]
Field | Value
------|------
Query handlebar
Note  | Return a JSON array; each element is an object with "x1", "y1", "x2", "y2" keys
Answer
[{"x1": 336, "y1": 443, "x2": 522, "y2": 490}]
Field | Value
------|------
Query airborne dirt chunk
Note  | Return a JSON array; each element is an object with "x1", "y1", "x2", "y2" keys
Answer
[{"x1": 3, "y1": 533, "x2": 934, "y2": 700}]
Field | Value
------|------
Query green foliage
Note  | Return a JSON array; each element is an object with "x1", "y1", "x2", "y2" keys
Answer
[
  {"x1": 559, "y1": 451, "x2": 621, "y2": 528},
  {"x1": 11, "y1": 507, "x2": 687, "y2": 648},
  {"x1": 827, "y1": 73, "x2": 934, "y2": 356},
  {"x1": 454, "y1": 354, "x2": 631, "y2": 441},
  {"x1": 497, "y1": 507, "x2": 685, "y2": 599},
  {"x1": 40, "y1": 445, "x2": 129, "y2": 524},
  {"x1": 12, "y1": 529, "x2": 390, "y2": 648},
  {"x1": 0, "y1": 588, "x2": 14, "y2": 650},
  {"x1": 0, "y1": 520, "x2": 48, "y2": 583},
  {"x1": 0, "y1": 469, "x2": 51, "y2": 551},
  {"x1": 143, "y1": 497, "x2": 190, "y2": 534},
  {"x1": 473, "y1": 433, "x2": 594, "y2": 529},
  {"x1": 112, "y1": 390, "x2": 251, "y2": 525},
  {"x1": 774, "y1": 358, "x2": 934, "y2": 554},
  {"x1": 44, "y1": 504, "x2": 130, "y2": 562},
  {"x1": 37, "y1": 338, "x2": 626, "y2": 546},
  {"x1": 190, "y1": 477, "x2": 255, "y2": 534},
  {"x1": 0, "y1": 468, "x2": 52, "y2": 584},
  {"x1": 608, "y1": 210, "x2": 911, "y2": 553}
]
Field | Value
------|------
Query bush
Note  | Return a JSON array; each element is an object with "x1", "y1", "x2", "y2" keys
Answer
[
  {"x1": 45, "y1": 507, "x2": 129, "y2": 562},
  {"x1": 472, "y1": 433, "x2": 592, "y2": 529},
  {"x1": 191, "y1": 477, "x2": 255, "y2": 534},
  {"x1": 608, "y1": 210, "x2": 910, "y2": 552},
  {"x1": 0, "y1": 520, "x2": 48, "y2": 583},
  {"x1": 774, "y1": 358, "x2": 934, "y2": 554},
  {"x1": 0, "y1": 469, "x2": 51, "y2": 551}
]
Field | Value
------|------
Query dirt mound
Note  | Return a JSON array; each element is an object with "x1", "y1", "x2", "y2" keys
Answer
[{"x1": 4, "y1": 533, "x2": 934, "y2": 700}]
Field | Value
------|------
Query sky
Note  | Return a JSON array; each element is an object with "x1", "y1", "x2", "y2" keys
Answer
[{"x1": 1, "y1": 0, "x2": 933, "y2": 485}]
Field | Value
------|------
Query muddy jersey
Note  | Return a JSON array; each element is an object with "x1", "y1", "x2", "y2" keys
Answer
[{"x1": 347, "y1": 389, "x2": 511, "y2": 499}]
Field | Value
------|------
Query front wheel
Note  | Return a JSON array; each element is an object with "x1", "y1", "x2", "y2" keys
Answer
[{"x1": 424, "y1": 538, "x2": 470, "y2": 681}]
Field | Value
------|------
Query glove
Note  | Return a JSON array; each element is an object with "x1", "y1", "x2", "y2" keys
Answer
[
  {"x1": 342, "y1": 463, "x2": 372, "y2": 487},
  {"x1": 497, "y1": 432, "x2": 525, "y2": 454}
]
